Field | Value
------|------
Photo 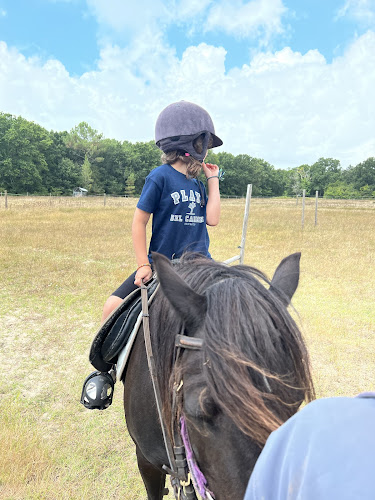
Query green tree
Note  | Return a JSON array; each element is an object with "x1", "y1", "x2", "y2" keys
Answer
[
  {"x1": 273, "y1": 168, "x2": 289, "y2": 196},
  {"x1": 288, "y1": 165, "x2": 311, "y2": 196},
  {"x1": 359, "y1": 184, "x2": 374, "y2": 198},
  {"x1": 81, "y1": 154, "x2": 93, "y2": 192},
  {"x1": 344, "y1": 157, "x2": 375, "y2": 191},
  {"x1": 65, "y1": 122, "x2": 103, "y2": 161},
  {"x1": 324, "y1": 181, "x2": 359, "y2": 199},
  {"x1": 53, "y1": 158, "x2": 81, "y2": 194},
  {"x1": 0, "y1": 113, "x2": 52, "y2": 193},
  {"x1": 65, "y1": 122, "x2": 105, "y2": 193},
  {"x1": 206, "y1": 151, "x2": 285, "y2": 197},
  {"x1": 96, "y1": 138, "x2": 127, "y2": 195},
  {"x1": 309, "y1": 158, "x2": 341, "y2": 196},
  {"x1": 205, "y1": 151, "x2": 236, "y2": 196},
  {"x1": 123, "y1": 141, "x2": 161, "y2": 195},
  {"x1": 44, "y1": 130, "x2": 81, "y2": 194},
  {"x1": 125, "y1": 172, "x2": 136, "y2": 197}
]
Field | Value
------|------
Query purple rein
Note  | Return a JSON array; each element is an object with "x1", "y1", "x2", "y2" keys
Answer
[{"x1": 180, "y1": 416, "x2": 215, "y2": 499}]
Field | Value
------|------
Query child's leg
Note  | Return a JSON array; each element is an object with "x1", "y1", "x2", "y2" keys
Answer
[
  {"x1": 101, "y1": 271, "x2": 137, "y2": 323},
  {"x1": 101, "y1": 295, "x2": 123, "y2": 323},
  {"x1": 82, "y1": 271, "x2": 142, "y2": 410}
]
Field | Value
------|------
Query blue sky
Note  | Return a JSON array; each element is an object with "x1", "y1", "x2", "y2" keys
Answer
[
  {"x1": 0, "y1": 1, "x2": 366, "y2": 74},
  {"x1": 0, "y1": 0, "x2": 375, "y2": 169}
]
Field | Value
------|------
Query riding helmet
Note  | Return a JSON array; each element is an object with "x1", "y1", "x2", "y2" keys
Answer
[{"x1": 155, "y1": 101, "x2": 223, "y2": 162}]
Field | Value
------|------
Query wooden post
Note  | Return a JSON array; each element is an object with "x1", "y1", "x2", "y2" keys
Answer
[
  {"x1": 224, "y1": 183, "x2": 252, "y2": 265},
  {"x1": 296, "y1": 194, "x2": 298, "y2": 205},
  {"x1": 239, "y1": 184, "x2": 252, "y2": 264},
  {"x1": 104, "y1": 193, "x2": 106, "y2": 206},
  {"x1": 49, "y1": 193, "x2": 52, "y2": 206},
  {"x1": 315, "y1": 191, "x2": 319, "y2": 226},
  {"x1": 5, "y1": 190, "x2": 8, "y2": 209},
  {"x1": 301, "y1": 189, "x2": 306, "y2": 229}
]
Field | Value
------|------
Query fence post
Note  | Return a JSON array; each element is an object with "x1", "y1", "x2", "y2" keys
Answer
[
  {"x1": 49, "y1": 193, "x2": 52, "y2": 206},
  {"x1": 315, "y1": 191, "x2": 319, "y2": 226},
  {"x1": 301, "y1": 189, "x2": 306, "y2": 228},
  {"x1": 239, "y1": 184, "x2": 252, "y2": 264},
  {"x1": 5, "y1": 190, "x2": 8, "y2": 209},
  {"x1": 104, "y1": 193, "x2": 106, "y2": 206}
]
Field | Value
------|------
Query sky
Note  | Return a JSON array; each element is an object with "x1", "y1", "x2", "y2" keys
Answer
[{"x1": 0, "y1": 0, "x2": 375, "y2": 170}]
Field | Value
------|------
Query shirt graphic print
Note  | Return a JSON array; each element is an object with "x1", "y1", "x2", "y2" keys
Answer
[{"x1": 137, "y1": 164, "x2": 210, "y2": 261}]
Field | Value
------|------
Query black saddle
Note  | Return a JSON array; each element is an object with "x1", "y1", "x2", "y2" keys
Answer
[{"x1": 89, "y1": 279, "x2": 159, "y2": 372}]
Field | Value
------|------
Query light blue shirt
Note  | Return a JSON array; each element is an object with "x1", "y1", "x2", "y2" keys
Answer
[{"x1": 245, "y1": 393, "x2": 375, "y2": 500}]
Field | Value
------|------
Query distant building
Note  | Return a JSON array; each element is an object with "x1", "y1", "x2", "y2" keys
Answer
[{"x1": 73, "y1": 187, "x2": 88, "y2": 197}]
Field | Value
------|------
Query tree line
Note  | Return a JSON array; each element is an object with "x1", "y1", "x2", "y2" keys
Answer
[{"x1": 0, "y1": 112, "x2": 374, "y2": 198}]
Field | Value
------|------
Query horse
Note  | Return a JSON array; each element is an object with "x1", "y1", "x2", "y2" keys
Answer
[{"x1": 123, "y1": 252, "x2": 315, "y2": 500}]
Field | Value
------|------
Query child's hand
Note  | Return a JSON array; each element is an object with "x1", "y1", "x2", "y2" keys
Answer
[
  {"x1": 134, "y1": 265, "x2": 153, "y2": 287},
  {"x1": 202, "y1": 162, "x2": 219, "y2": 178}
]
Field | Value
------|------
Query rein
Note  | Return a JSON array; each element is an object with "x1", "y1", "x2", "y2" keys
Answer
[
  {"x1": 141, "y1": 284, "x2": 177, "y2": 474},
  {"x1": 141, "y1": 284, "x2": 213, "y2": 500}
]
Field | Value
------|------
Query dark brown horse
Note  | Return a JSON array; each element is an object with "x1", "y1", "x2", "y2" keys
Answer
[{"x1": 123, "y1": 252, "x2": 314, "y2": 499}]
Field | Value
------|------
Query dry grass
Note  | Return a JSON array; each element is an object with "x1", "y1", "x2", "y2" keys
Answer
[{"x1": 0, "y1": 196, "x2": 374, "y2": 499}]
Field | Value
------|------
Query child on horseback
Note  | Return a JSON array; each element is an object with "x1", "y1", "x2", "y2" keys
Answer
[{"x1": 81, "y1": 100, "x2": 223, "y2": 410}]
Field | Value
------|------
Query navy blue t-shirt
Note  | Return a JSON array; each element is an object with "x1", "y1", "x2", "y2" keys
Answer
[{"x1": 137, "y1": 164, "x2": 210, "y2": 262}]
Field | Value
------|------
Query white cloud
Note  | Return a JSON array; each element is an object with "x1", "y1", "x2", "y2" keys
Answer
[
  {"x1": 175, "y1": 0, "x2": 212, "y2": 20},
  {"x1": 336, "y1": 0, "x2": 375, "y2": 26},
  {"x1": 86, "y1": 0, "x2": 288, "y2": 46},
  {"x1": 247, "y1": 46, "x2": 325, "y2": 73},
  {"x1": 223, "y1": 32, "x2": 375, "y2": 167},
  {"x1": 205, "y1": 0, "x2": 287, "y2": 41},
  {"x1": 1, "y1": 30, "x2": 375, "y2": 170},
  {"x1": 86, "y1": 0, "x2": 167, "y2": 33}
]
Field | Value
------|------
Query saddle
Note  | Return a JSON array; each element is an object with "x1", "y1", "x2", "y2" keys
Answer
[{"x1": 89, "y1": 278, "x2": 159, "y2": 373}]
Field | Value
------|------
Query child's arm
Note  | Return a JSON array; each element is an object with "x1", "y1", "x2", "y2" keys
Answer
[
  {"x1": 203, "y1": 162, "x2": 221, "y2": 226},
  {"x1": 132, "y1": 208, "x2": 153, "y2": 286}
]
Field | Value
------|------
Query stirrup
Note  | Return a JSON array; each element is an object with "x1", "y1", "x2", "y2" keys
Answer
[{"x1": 80, "y1": 368, "x2": 115, "y2": 410}]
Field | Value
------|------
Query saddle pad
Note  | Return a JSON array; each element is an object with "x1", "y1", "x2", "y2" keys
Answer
[{"x1": 89, "y1": 279, "x2": 158, "y2": 372}]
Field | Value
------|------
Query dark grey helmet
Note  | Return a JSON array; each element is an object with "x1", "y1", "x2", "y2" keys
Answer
[{"x1": 155, "y1": 101, "x2": 223, "y2": 161}]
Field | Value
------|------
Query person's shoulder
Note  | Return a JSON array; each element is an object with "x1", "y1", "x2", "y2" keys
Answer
[{"x1": 147, "y1": 164, "x2": 169, "y2": 179}]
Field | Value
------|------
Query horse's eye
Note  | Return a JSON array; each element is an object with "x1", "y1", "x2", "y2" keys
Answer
[
  {"x1": 184, "y1": 387, "x2": 219, "y2": 422},
  {"x1": 199, "y1": 396, "x2": 219, "y2": 421}
]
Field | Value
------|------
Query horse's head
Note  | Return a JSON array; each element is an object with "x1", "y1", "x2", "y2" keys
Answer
[{"x1": 152, "y1": 252, "x2": 314, "y2": 500}]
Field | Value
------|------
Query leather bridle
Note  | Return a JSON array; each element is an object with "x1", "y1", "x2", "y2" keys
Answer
[{"x1": 141, "y1": 284, "x2": 211, "y2": 500}]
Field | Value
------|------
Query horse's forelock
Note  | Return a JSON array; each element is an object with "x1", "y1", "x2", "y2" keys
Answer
[{"x1": 202, "y1": 273, "x2": 314, "y2": 443}]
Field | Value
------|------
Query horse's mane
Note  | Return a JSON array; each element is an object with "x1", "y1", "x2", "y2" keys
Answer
[{"x1": 151, "y1": 254, "x2": 315, "y2": 446}]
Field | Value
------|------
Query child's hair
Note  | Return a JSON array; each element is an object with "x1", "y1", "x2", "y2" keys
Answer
[{"x1": 161, "y1": 134, "x2": 214, "y2": 179}]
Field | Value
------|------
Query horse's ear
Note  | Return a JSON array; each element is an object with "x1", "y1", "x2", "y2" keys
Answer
[
  {"x1": 152, "y1": 253, "x2": 207, "y2": 332},
  {"x1": 269, "y1": 252, "x2": 301, "y2": 305}
]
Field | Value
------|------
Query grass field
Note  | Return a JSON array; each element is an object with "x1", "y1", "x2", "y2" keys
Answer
[{"x1": 1, "y1": 195, "x2": 374, "y2": 499}]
